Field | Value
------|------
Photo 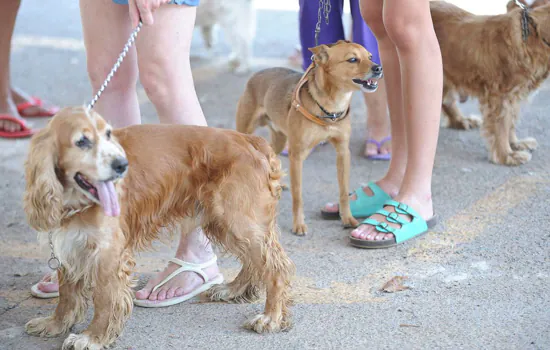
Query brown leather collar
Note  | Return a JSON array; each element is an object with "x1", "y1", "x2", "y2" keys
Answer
[{"x1": 291, "y1": 63, "x2": 350, "y2": 127}]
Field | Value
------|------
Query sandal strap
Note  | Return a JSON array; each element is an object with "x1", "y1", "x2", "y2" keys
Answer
[
  {"x1": 375, "y1": 209, "x2": 410, "y2": 225},
  {"x1": 361, "y1": 217, "x2": 396, "y2": 233},
  {"x1": 354, "y1": 182, "x2": 386, "y2": 201},
  {"x1": 151, "y1": 255, "x2": 218, "y2": 293},
  {"x1": 384, "y1": 199, "x2": 422, "y2": 218}
]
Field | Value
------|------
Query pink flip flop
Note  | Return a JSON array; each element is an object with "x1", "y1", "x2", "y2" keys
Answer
[
  {"x1": 365, "y1": 136, "x2": 391, "y2": 160},
  {"x1": 0, "y1": 115, "x2": 37, "y2": 139},
  {"x1": 17, "y1": 97, "x2": 59, "y2": 118}
]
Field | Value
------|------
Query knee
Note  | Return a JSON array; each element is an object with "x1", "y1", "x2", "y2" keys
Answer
[
  {"x1": 383, "y1": 11, "x2": 426, "y2": 52},
  {"x1": 359, "y1": 2, "x2": 386, "y2": 39},
  {"x1": 87, "y1": 57, "x2": 137, "y2": 96},
  {"x1": 139, "y1": 55, "x2": 190, "y2": 108}
]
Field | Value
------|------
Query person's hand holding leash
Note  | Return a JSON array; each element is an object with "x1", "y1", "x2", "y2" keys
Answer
[{"x1": 129, "y1": 0, "x2": 170, "y2": 27}]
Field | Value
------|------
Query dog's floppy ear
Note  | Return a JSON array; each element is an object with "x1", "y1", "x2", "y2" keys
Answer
[
  {"x1": 308, "y1": 44, "x2": 330, "y2": 65},
  {"x1": 23, "y1": 126, "x2": 64, "y2": 232},
  {"x1": 532, "y1": 5, "x2": 550, "y2": 45}
]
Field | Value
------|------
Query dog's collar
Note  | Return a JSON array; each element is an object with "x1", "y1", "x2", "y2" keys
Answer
[
  {"x1": 292, "y1": 63, "x2": 350, "y2": 126},
  {"x1": 518, "y1": 6, "x2": 550, "y2": 48},
  {"x1": 308, "y1": 88, "x2": 348, "y2": 121}
]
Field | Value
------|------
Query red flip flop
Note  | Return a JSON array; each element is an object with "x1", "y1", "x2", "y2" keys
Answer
[
  {"x1": 17, "y1": 97, "x2": 59, "y2": 118},
  {"x1": 0, "y1": 115, "x2": 37, "y2": 138}
]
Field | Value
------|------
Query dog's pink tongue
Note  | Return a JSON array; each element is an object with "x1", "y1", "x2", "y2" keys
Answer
[{"x1": 96, "y1": 181, "x2": 120, "y2": 217}]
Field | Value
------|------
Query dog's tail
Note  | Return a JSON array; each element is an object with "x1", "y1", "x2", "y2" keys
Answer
[{"x1": 245, "y1": 134, "x2": 284, "y2": 199}]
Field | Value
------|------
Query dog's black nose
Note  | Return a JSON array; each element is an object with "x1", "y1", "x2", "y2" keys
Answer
[
  {"x1": 372, "y1": 65, "x2": 383, "y2": 74},
  {"x1": 111, "y1": 157, "x2": 128, "y2": 175}
]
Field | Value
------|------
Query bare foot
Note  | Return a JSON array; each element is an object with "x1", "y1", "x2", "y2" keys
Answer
[
  {"x1": 36, "y1": 271, "x2": 59, "y2": 294},
  {"x1": 350, "y1": 193, "x2": 434, "y2": 242},
  {"x1": 11, "y1": 87, "x2": 58, "y2": 117},
  {"x1": 135, "y1": 251, "x2": 221, "y2": 302},
  {"x1": 0, "y1": 98, "x2": 25, "y2": 133},
  {"x1": 364, "y1": 128, "x2": 391, "y2": 159}
]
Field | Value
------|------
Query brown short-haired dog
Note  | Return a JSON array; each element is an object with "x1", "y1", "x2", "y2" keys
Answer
[
  {"x1": 433, "y1": 1, "x2": 550, "y2": 165},
  {"x1": 23, "y1": 107, "x2": 295, "y2": 349},
  {"x1": 235, "y1": 40, "x2": 383, "y2": 235}
]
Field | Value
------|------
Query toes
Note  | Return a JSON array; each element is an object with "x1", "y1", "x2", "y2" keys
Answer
[
  {"x1": 156, "y1": 289, "x2": 167, "y2": 301},
  {"x1": 383, "y1": 233, "x2": 394, "y2": 241},
  {"x1": 323, "y1": 202, "x2": 339, "y2": 212},
  {"x1": 135, "y1": 287, "x2": 153, "y2": 300},
  {"x1": 37, "y1": 281, "x2": 58, "y2": 293},
  {"x1": 174, "y1": 287, "x2": 186, "y2": 297},
  {"x1": 166, "y1": 287, "x2": 177, "y2": 299}
]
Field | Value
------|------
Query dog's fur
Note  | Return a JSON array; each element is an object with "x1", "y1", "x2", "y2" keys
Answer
[
  {"x1": 235, "y1": 40, "x2": 382, "y2": 235},
  {"x1": 195, "y1": 0, "x2": 256, "y2": 74},
  {"x1": 23, "y1": 107, "x2": 295, "y2": 349},
  {"x1": 432, "y1": 1, "x2": 550, "y2": 165}
]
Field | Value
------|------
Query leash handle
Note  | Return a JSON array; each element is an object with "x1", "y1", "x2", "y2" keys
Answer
[{"x1": 86, "y1": 21, "x2": 143, "y2": 111}]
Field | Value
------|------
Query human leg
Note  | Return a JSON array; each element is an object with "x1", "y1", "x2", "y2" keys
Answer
[
  {"x1": 321, "y1": 0, "x2": 404, "y2": 218},
  {"x1": 349, "y1": 0, "x2": 391, "y2": 159},
  {"x1": 0, "y1": 0, "x2": 23, "y2": 133},
  {"x1": 131, "y1": 3, "x2": 219, "y2": 303},
  {"x1": 350, "y1": 0, "x2": 442, "y2": 245}
]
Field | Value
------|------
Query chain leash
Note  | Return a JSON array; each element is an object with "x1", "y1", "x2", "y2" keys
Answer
[{"x1": 314, "y1": 0, "x2": 332, "y2": 47}]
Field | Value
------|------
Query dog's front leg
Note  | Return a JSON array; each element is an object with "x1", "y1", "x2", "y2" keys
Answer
[
  {"x1": 508, "y1": 103, "x2": 537, "y2": 152},
  {"x1": 26, "y1": 270, "x2": 88, "y2": 338},
  {"x1": 62, "y1": 249, "x2": 134, "y2": 350},
  {"x1": 333, "y1": 138, "x2": 358, "y2": 228},
  {"x1": 289, "y1": 144, "x2": 308, "y2": 235}
]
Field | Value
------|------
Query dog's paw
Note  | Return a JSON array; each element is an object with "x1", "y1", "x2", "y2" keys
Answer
[
  {"x1": 243, "y1": 314, "x2": 289, "y2": 334},
  {"x1": 492, "y1": 150, "x2": 531, "y2": 166},
  {"x1": 448, "y1": 114, "x2": 482, "y2": 130},
  {"x1": 25, "y1": 316, "x2": 66, "y2": 338},
  {"x1": 208, "y1": 283, "x2": 260, "y2": 304},
  {"x1": 511, "y1": 137, "x2": 538, "y2": 152},
  {"x1": 62, "y1": 333, "x2": 103, "y2": 350},
  {"x1": 341, "y1": 216, "x2": 359, "y2": 229},
  {"x1": 292, "y1": 223, "x2": 308, "y2": 236}
]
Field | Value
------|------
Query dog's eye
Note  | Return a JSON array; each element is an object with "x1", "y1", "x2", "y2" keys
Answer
[
  {"x1": 347, "y1": 57, "x2": 358, "y2": 63},
  {"x1": 76, "y1": 136, "x2": 92, "y2": 149},
  {"x1": 106, "y1": 129, "x2": 112, "y2": 140},
  {"x1": 369, "y1": 55, "x2": 373, "y2": 61}
]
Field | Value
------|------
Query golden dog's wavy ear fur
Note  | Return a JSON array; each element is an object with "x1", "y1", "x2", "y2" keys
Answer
[
  {"x1": 532, "y1": 5, "x2": 550, "y2": 44},
  {"x1": 23, "y1": 127, "x2": 64, "y2": 231}
]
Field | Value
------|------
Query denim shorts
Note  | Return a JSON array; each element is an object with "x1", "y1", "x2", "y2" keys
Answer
[{"x1": 112, "y1": 0, "x2": 199, "y2": 5}]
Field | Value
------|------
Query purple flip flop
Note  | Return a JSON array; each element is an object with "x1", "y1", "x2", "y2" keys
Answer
[{"x1": 365, "y1": 136, "x2": 391, "y2": 160}]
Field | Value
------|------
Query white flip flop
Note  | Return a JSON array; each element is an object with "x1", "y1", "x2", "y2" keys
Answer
[
  {"x1": 30, "y1": 271, "x2": 60, "y2": 299},
  {"x1": 133, "y1": 256, "x2": 223, "y2": 308}
]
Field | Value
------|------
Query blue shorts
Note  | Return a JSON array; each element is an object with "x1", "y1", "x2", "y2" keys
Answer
[{"x1": 112, "y1": 0, "x2": 199, "y2": 5}]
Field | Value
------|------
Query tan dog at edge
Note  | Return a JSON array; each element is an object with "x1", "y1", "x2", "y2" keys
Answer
[{"x1": 235, "y1": 40, "x2": 383, "y2": 235}]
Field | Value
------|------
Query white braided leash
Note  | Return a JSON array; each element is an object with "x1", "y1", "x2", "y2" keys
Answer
[
  {"x1": 86, "y1": 22, "x2": 143, "y2": 111},
  {"x1": 514, "y1": 0, "x2": 527, "y2": 9}
]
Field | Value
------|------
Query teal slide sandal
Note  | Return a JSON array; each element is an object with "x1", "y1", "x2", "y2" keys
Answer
[
  {"x1": 349, "y1": 199, "x2": 438, "y2": 249},
  {"x1": 320, "y1": 182, "x2": 391, "y2": 220}
]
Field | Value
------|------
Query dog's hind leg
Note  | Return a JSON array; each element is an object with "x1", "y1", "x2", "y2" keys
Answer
[
  {"x1": 481, "y1": 98, "x2": 531, "y2": 165},
  {"x1": 208, "y1": 261, "x2": 261, "y2": 303},
  {"x1": 269, "y1": 126, "x2": 287, "y2": 155},
  {"x1": 26, "y1": 271, "x2": 88, "y2": 339},
  {"x1": 239, "y1": 223, "x2": 295, "y2": 333},
  {"x1": 235, "y1": 91, "x2": 261, "y2": 134},
  {"x1": 442, "y1": 85, "x2": 481, "y2": 130}
]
